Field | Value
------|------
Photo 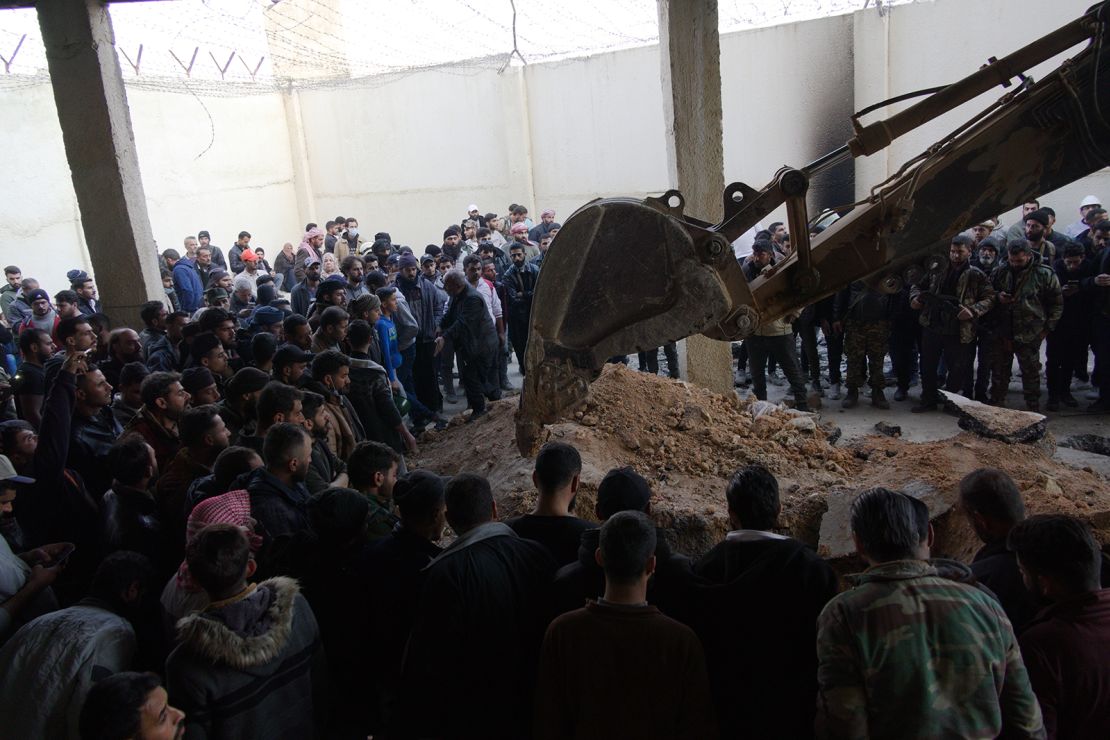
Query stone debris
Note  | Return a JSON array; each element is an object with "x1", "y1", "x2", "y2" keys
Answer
[
  {"x1": 874, "y1": 421, "x2": 902, "y2": 438},
  {"x1": 941, "y1": 392, "x2": 1047, "y2": 444},
  {"x1": 1060, "y1": 434, "x2": 1110, "y2": 458},
  {"x1": 413, "y1": 364, "x2": 1110, "y2": 560}
]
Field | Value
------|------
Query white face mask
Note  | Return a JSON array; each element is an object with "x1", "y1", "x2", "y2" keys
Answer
[{"x1": 348, "y1": 228, "x2": 359, "y2": 237}]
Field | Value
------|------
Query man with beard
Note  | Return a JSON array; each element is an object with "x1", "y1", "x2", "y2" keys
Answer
[
  {"x1": 1023, "y1": 209, "x2": 1067, "y2": 265},
  {"x1": 228, "y1": 231, "x2": 251, "y2": 274},
  {"x1": 197, "y1": 230, "x2": 227, "y2": 270},
  {"x1": 69, "y1": 366, "x2": 124, "y2": 498},
  {"x1": 12, "y1": 328, "x2": 54, "y2": 428},
  {"x1": 300, "y1": 390, "x2": 348, "y2": 495},
  {"x1": 441, "y1": 226, "x2": 464, "y2": 263},
  {"x1": 244, "y1": 423, "x2": 313, "y2": 549},
  {"x1": 272, "y1": 344, "x2": 311, "y2": 387},
  {"x1": 396, "y1": 254, "x2": 447, "y2": 428},
  {"x1": 155, "y1": 405, "x2": 231, "y2": 563},
  {"x1": 504, "y1": 243, "x2": 539, "y2": 374},
  {"x1": 341, "y1": 255, "x2": 369, "y2": 303},
  {"x1": 988, "y1": 240, "x2": 1063, "y2": 410},
  {"x1": 67, "y1": 270, "x2": 101, "y2": 316},
  {"x1": 217, "y1": 367, "x2": 269, "y2": 445},
  {"x1": 98, "y1": 328, "x2": 144, "y2": 390},
  {"x1": 124, "y1": 372, "x2": 190, "y2": 473},
  {"x1": 909, "y1": 235, "x2": 995, "y2": 413},
  {"x1": 16, "y1": 288, "x2": 56, "y2": 342}
]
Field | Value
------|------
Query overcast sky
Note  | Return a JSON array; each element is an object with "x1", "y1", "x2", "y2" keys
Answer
[{"x1": 0, "y1": 0, "x2": 914, "y2": 82}]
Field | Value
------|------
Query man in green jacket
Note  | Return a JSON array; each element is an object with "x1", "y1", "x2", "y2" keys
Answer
[
  {"x1": 987, "y1": 240, "x2": 1063, "y2": 410},
  {"x1": 816, "y1": 487, "x2": 1045, "y2": 740}
]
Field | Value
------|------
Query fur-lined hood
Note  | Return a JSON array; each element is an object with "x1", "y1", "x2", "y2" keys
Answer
[{"x1": 175, "y1": 576, "x2": 300, "y2": 669}]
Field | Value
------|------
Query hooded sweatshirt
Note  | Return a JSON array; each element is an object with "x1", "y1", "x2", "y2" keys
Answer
[{"x1": 166, "y1": 577, "x2": 324, "y2": 739}]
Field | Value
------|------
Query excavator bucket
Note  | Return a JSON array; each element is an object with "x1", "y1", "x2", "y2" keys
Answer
[{"x1": 514, "y1": 195, "x2": 750, "y2": 454}]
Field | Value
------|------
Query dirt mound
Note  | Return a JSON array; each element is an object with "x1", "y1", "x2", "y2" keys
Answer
[{"x1": 413, "y1": 364, "x2": 1110, "y2": 560}]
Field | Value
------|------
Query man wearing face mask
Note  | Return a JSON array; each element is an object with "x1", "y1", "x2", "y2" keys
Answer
[
  {"x1": 343, "y1": 218, "x2": 364, "y2": 260},
  {"x1": 987, "y1": 240, "x2": 1063, "y2": 411},
  {"x1": 910, "y1": 235, "x2": 996, "y2": 413}
]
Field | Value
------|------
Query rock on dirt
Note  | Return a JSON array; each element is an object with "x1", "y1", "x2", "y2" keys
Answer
[
  {"x1": 941, "y1": 392, "x2": 1047, "y2": 444},
  {"x1": 413, "y1": 364, "x2": 1110, "y2": 562}
]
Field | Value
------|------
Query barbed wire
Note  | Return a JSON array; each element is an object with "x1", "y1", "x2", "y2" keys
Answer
[{"x1": 0, "y1": 0, "x2": 920, "y2": 95}]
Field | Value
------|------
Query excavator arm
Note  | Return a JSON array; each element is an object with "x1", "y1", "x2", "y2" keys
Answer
[{"x1": 516, "y1": 1, "x2": 1110, "y2": 455}]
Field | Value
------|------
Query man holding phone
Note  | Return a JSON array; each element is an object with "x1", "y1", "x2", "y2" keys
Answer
[{"x1": 0, "y1": 454, "x2": 72, "y2": 641}]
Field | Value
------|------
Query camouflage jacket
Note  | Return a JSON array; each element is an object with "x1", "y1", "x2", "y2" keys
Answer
[
  {"x1": 816, "y1": 559, "x2": 1045, "y2": 740},
  {"x1": 987, "y1": 263, "x2": 1063, "y2": 343},
  {"x1": 911, "y1": 263, "x2": 995, "y2": 344}
]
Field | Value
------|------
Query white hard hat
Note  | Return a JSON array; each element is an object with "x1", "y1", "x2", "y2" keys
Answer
[{"x1": 1081, "y1": 195, "x2": 1101, "y2": 208}]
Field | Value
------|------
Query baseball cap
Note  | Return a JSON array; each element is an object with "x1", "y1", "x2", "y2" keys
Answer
[
  {"x1": 304, "y1": 255, "x2": 322, "y2": 267},
  {"x1": 420, "y1": 254, "x2": 436, "y2": 265},
  {"x1": 468, "y1": 204, "x2": 479, "y2": 213},
  {"x1": 241, "y1": 248, "x2": 259, "y2": 262},
  {"x1": 205, "y1": 287, "x2": 229, "y2": 302},
  {"x1": 1081, "y1": 195, "x2": 1101, "y2": 208},
  {"x1": 0, "y1": 454, "x2": 35, "y2": 485}
]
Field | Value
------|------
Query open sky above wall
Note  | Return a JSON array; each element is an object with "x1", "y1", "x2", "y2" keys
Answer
[{"x1": 0, "y1": 0, "x2": 918, "y2": 87}]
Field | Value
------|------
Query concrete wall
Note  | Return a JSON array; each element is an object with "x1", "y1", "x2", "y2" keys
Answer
[
  {"x1": 294, "y1": 65, "x2": 533, "y2": 248},
  {"x1": 0, "y1": 82, "x2": 300, "y2": 297},
  {"x1": 1, "y1": 0, "x2": 1105, "y2": 297}
]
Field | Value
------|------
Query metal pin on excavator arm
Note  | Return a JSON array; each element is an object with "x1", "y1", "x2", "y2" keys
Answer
[{"x1": 516, "y1": 2, "x2": 1110, "y2": 455}]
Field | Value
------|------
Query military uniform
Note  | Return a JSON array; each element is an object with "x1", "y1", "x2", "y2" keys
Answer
[
  {"x1": 834, "y1": 282, "x2": 894, "y2": 404},
  {"x1": 987, "y1": 261, "x2": 1063, "y2": 408},
  {"x1": 911, "y1": 262, "x2": 995, "y2": 407},
  {"x1": 816, "y1": 559, "x2": 1045, "y2": 739}
]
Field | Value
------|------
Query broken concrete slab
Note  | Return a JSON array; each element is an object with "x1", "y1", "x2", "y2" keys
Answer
[
  {"x1": 941, "y1": 392, "x2": 1047, "y2": 444},
  {"x1": 817, "y1": 478, "x2": 973, "y2": 562}
]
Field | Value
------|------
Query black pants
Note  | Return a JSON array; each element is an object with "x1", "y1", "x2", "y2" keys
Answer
[
  {"x1": 920, "y1": 328, "x2": 971, "y2": 403},
  {"x1": 414, "y1": 339, "x2": 443, "y2": 413},
  {"x1": 1046, "y1": 328, "x2": 1085, "y2": 399},
  {"x1": 889, "y1": 321, "x2": 921, "y2": 390},
  {"x1": 457, "y1": 351, "x2": 487, "y2": 413},
  {"x1": 746, "y1": 334, "x2": 808, "y2": 404},
  {"x1": 508, "y1": 314, "x2": 530, "y2": 370},
  {"x1": 638, "y1": 342, "x2": 680, "y2": 378}
]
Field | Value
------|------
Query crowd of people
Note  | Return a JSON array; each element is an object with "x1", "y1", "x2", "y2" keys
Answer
[
  {"x1": 0, "y1": 198, "x2": 1105, "y2": 739},
  {"x1": 735, "y1": 195, "x2": 1110, "y2": 415}
]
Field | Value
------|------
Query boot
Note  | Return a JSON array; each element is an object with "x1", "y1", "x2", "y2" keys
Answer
[
  {"x1": 828, "y1": 382, "x2": 842, "y2": 400},
  {"x1": 911, "y1": 397, "x2": 938, "y2": 413},
  {"x1": 1046, "y1": 397, "x2": 1060, "y2": 412},
  {"x1": 893, "y1": 387, "x2": 908, "y2": 402},
  {"x1": 1062, "y1": 393, "x2": 1079, "y2": 407},
  {"x1": 872, "y1": 388, "x2": 890, "y2": 410},
  {"x1": 810, "y1": 381, "x2": 825, "y2": 398},
  {"x1": 841, "y1": 387, "x2": 859, "y2": 409},
  {"x1": 1026, "y1": 400, "x2": 1041, "y2": 412}
]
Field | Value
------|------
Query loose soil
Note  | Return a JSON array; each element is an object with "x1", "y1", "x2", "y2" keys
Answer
[{"x1": 413, "y1": 364, "x2": 1110, "y2": 561}]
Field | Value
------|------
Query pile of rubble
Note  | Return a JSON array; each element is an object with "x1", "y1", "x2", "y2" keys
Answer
[{"x1": 413, "y1": 364, "x2": 1110, "y2": 564}]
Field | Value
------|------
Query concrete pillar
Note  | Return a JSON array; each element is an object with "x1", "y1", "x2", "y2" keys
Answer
[
  {"x1": 658, "y1": 0, "x2": 734, "y2": 394},
  {"x1": 37, "y1": 0, "x2": 163, "y2": 327}
]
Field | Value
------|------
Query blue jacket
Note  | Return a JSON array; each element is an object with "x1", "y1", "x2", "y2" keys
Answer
[{"x1": 172, "y1": 258, "x2": 204, "y2": 313}]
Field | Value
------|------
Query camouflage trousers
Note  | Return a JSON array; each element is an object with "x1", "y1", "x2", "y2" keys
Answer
[
  {"x1": 988, "y1": 337, "x2": 1043, "y2": 404},
  {"x1": 844, "y1": 319, "x2": 891, "y2": 391}
]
